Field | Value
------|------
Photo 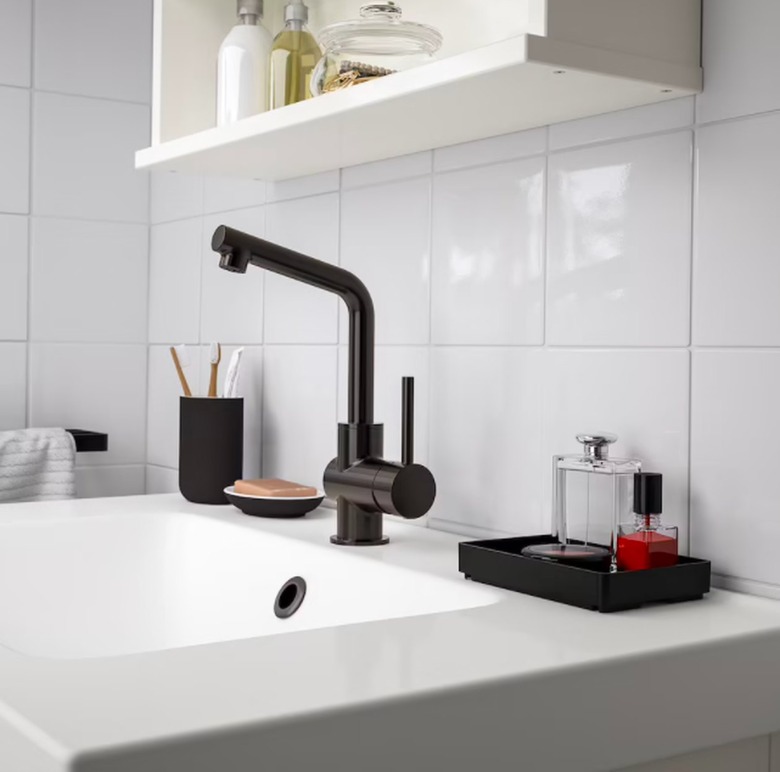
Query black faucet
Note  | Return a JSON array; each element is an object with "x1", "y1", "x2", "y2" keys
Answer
[{"x1": 212, "y1": 226, "x2": 436, "y2": 546}]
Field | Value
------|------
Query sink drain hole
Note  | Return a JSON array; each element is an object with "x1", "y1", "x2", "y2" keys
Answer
[{"x1": 274, "y1": 577, "x2": 307, "y2": 619}]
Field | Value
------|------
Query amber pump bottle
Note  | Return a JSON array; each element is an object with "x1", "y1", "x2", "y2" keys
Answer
[{"x1": 270, "y1": 0, "x2": 322, "y2": 109}]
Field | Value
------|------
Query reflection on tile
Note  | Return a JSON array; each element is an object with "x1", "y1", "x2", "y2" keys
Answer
[
  {"x1": 30, "y1": 343, "x2": 147, "y2": 467},
  {"x1": 691, "y1": 351, "x2": 780, "y2": 586},
  {"x1": 149, "y1": 219, "x2": 203, "y2": 344},
  {"x1": 32, "y1": 92, "x2": 149, "y2": 222},
  {"x1": 265, "y1": 194, "x2": 339, "y2": 344},
  {"x1": 697, "y1": 0, "x2": 780, "y2": 123},
  {"x1": 201, "y1": 207, "x2": 264, "y2": 345},
  {"x1": 342, "y1": 152, "x2": 432, "y2": 189},
  {"x1": 0, "y1": 215, "x2": 28, "y2": 340},
  {"x1": 0, "y1": 343, "x2": 26, "y2": 430},
  {"x1": 543, "y1": 349, "x2": 690, "y2": 551},
  {"x1": 547, "y1": 132, "x2": 692, "y2": 347},
  {"x1": 429, "y1": 347, "x2": 545, "y2": 536},
  {"x1": 341, "y1": 178, "x2": 430, "y2": 345},
  {"x1": 432, "y1": 158, "x2": 545, "y2": 345},
  {"x1": 262, "y1": 346, "x2": 337, "y2": 489},
  {"x1": 76, "y1": 466, "x2": 145, "y2": 499},
  {"x1": 694, "y1": 114, "x2": 780, "y2": 346},
  {"x1": 31, "y1": 218, "x2": 148, "y2": 343}
]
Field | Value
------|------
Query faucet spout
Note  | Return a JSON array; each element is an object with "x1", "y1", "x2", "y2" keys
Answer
[{"x1": 212, "y1": 225, "x2": 374, "y2": 425}]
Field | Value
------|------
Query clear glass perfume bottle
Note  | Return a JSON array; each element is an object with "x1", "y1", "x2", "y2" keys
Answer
[
  {"x1": 522, "y1": 433, "x2": 641, "y2": 570},
  {"x1": 617, "y1": 473, "x2": 678, "y2": 571}
]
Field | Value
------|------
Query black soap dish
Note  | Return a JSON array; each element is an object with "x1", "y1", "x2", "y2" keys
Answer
[{"x1": 459, "y1": 535, "x2": 711, "y2": 613}]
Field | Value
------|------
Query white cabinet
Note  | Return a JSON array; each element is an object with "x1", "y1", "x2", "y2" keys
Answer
[{"x1": 136, "y1": 0, "x2": 702, "y2": 180}]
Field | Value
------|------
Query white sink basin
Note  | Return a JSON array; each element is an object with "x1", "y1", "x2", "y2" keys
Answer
[{"x1": 0, "y1": 511, "x2": 497, "y2": 659}]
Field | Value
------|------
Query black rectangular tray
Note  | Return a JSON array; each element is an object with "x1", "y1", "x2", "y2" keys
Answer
[{"x1": 459, "y1": 535, "x2": 711, "y2": 613}]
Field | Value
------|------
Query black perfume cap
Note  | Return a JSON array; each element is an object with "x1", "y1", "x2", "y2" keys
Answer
[{"x1": 634, "y1": 472, "x2": 663, "y2": 514}]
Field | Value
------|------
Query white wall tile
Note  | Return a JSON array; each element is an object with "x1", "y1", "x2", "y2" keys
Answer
[
  {"x1": 342, "y1": 152, "x2": 432, "y2": 189},
  {"x1": 341, "y1": 179, "x2": 431, "y2": 345},
  {"x1": 0, "y1": 215, "x2": 28, "y2": 340},
  {"x1": 621, "y1": 736, "x2": 770, "y2": 772},
  {"x1": 204, "y1": 177, "x2": 266, "y2": 214},
  {"x1": 0, "y1": 343, "x2": 27, "y2": 430},
  {"x1": 549, "y1": 98, "x2": 694, "y2": 151},
  {"x1": 543, "y1": 349, "x2": 690, "y2": 551},
  {"x1": 429, "y1": 347, "x2": 545, "y2": 536},
  {"x1": 146, "y1": 345, "x2": 200, "y2": 470},
  {"x1": 151, "y1": 172, "x2": 204, "y2": 224},
  {"x1": 265, "y1": 194, "x2": 339, "y2": 344},
  {"x1": 697, "y1": 0, "x2": 780, "y2": 123},
  {"x1": 145, "y1": 465, "x2": 178, "y2": 494},
  {"x1": 30, "y1": 218, "x2": 148, "y2": 343},
  {"x1": 29, "y1": 343, "x2": 147, "y2": 466},
  {"x1": 431, "y1": 158, "x2": 545, "y2": 345},
  {"x1": 262, "y1": 346, "x2": 337, "y2": 490},
  {"x1": 200, "y1": 344, "x2": 263, "y2": 478},
  {"x1": 547, "y1": 132, "x2": 692, "y2": 347},
  {"x1": 266, "y1": 171, "x2": 339, "y2": 203},
  {"x1": 337, "y1": 346, "x2": 430, "y2": 464},
  {"x1": 691, "y1": 351, "x2": 780, "y2": 585},
  {"x1": 0, "y1": 0, "x2": 31, "y2": 87},
  {"x1": 34, "y1": 0, "x2": 152, "y2": 103},
  {"x1": 201, "y1": 207, "x2": 264, "y2": 345},
  {"x1": 148, "y1": 218, "x2": 203, "y2": 344},
  {"x1": 434, "y1": 128, "x2": 546, "y2": 173},
  {"x1": 76, "y1": 465, "x2": 145, "y2": 499},
  {"x1": 0, "y1": 86, "x2": 30, "y2": 214},
  {"x1": 694, "y1": 114, "x2": 780, "y2": 346},
  {"x1": 32, "y1": 92, "x2": 149, "y2": 222}
]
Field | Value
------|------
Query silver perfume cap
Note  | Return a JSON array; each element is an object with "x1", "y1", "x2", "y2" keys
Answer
[
  {"x1": 238, "y1": 0, "x2": 263, "y2": 18},
  {"x1": 285, "y1": 0, "x2": 309, "y2": 23},
  {"x1": 576, "y1": 432, "x2": 617, "y2": 460}
]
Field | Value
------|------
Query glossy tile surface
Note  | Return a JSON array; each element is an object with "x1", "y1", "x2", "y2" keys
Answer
[
  {"x1": 432, "y1": 158, "x2": 545, "y2": 345},
  {"x1": 342, "y1": 151, "x2": 431, "y2": 189},
  {"x1": 0, "y1": 215, "x2": 28, "y2": 340},
  {"x1": 203, "y1": 176, "x2": 266, "y2": 214},
  {"x1": 148, "y1": 219, "x2": 203, "y2": 344},
  {"x1": 29, "y1": 343, "x2": 147, "y2": 466},
  {"x1": 543, "y1": 349, "x2": 690, "y2": 551},
  {"x1": 34, "y1": 0, "x2": 152, "y2": 103},
  {"x1": 434, "y1": 127, "x2": 546, "y2": 172},
  {"x1": 265, "y1": 194, "x2": 339, "y2": 344},
  {"x1": 201, "y1": 207, "x2": 264, "y2": 345},
  {"x1": 0, "y1": 86, "x2": 30, "y2": 214},
  {"x1": 32, "y1": 92, "x2": 149, "y2": 222},
  {"x1": 76, "y1": 466, "x2": 146, "y2": 499},
  {"x1": 262, "y1": 346, "x2": 337, "y2": 488},
  {"x1": 266, "y1": 171, "x2": 339, "y2": 203},
  {"x1": 0, "y1": 343, "x2": 27, "y2": 430},
  {"x1": 697, "y1": 0, "x2": 780, "y2": 123},
  {"x1": 30, "y1": 218, "x2": 148, "y2": 343},
  {"x1": 429, "y1": 347, "x2": 545, "y2": 536},
  {"x1": 694, "y1": 114, "x2": 780, "y2": 346},
  {"x1": 341, "y1": 178, "x2": 431, "y2": 345},
  {"x1": 0, "y1": 0, "x2": 31, "y2": 87},
  {"x1": 145, "y1": 465, "x2": 178, "y2": 495},
  {"x1": 691, "y1": 351, "x2": 780, "y2": 585},
  {"x1": 151, "y1": 172, "x2": 204, "y2": 224},
  {"x1": 547, "y1": 133, "x2": 692, "y2": 347}
]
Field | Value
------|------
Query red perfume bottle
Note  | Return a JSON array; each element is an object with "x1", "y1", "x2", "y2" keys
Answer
[{"x1": 617, "y1": 473, "x2": 678, "y2": 571}]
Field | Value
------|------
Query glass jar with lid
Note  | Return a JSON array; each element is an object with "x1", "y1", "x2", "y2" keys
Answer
[
  {"x1": 310, "y1": 2, "x2": 443, "y2": 96},
  {"x1": 522, "y1": 433, "x2": 642, "y2": 571}
]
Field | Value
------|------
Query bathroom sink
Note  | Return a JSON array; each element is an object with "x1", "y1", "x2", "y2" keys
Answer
[{"x1": 0, "y1": 511, "x2": 497, "y2": 659}]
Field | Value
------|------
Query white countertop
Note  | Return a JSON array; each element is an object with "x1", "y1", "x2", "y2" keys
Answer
[{"x1": 2, "y1": 495, "x2": 780, "y2": 772}]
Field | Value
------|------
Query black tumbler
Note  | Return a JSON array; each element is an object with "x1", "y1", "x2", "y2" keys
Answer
[{"x1": 179, "y1": 397, "x2": 244, "y2": 505}]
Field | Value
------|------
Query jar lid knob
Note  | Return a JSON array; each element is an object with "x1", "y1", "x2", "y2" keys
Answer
[
  {"x1": 576, "y1": 432, "x2": 618, "y2": 460},
  {"x1": 360, "y1": 2, "x2": 402, "y2": 20}
]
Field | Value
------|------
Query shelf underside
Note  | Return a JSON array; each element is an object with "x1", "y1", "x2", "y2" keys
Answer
[{"x1": 136, "y1": 34, "x2": 701, "y2": 181}]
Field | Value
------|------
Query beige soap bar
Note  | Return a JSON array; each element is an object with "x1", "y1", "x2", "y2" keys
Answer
[{"x1": 235, "y1": 478, "x2": 318, "y2": 498}]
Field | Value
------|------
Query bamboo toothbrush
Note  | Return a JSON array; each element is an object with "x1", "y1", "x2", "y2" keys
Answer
[
  {"x1": 208, "y1": 342, "x2": 222, "y2": 398},
  {"x1": 169, "y1": 345, "x2": 192, "y2": 397}
]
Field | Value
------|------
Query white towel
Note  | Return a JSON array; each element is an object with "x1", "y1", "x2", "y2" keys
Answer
[{"x1": 0, "y1": 428, "x2": 77, "y2": 503}]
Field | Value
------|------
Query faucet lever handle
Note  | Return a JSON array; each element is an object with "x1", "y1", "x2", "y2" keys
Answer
[{"x1": 401, "y1": 377, "x2": 414, "y2": 466}]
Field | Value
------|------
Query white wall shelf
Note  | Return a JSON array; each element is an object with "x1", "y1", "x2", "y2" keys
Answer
[{"x1": 136, "y1": 0, "x2": 702, "y2": 181}]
